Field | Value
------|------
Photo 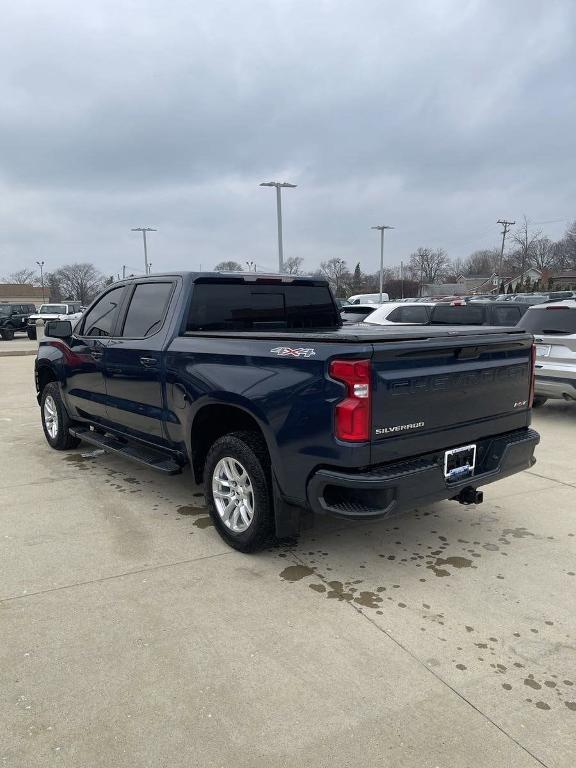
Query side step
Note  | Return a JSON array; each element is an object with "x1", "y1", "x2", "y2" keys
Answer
[{"x1": 69, "y1": 427, "x2": 184, "y2": 474}]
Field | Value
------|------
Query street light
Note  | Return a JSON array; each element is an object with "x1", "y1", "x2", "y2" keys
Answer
[
  {"x1": 131, "y1": 227, "x2": 157, "y2": 275},
  {"x1": 36, "y1": 261, "x2": 46, "y2": 302},
  {"x1": 371, "y1": 225, "x2": 394, "y2": 303},
  {"x1": 246, "y1": 261, "x2": 256, "y2": 272},
  {"x1": 260, "y1": 181, "x2": 297, "y2": 272}
]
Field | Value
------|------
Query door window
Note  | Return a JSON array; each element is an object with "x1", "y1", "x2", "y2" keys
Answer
[
  {"x1": 121, "y1": 282, "x2": 174, "y2": 338},
  {"x1": 81, "y1": 287, "x2": 125, "y2": 337}
]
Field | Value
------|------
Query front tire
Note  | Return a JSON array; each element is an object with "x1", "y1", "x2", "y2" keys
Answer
[
  {"x1": 532, "y1": 396, "x2": 547, "y2": 408},
  {"x1": 41, "y1": 382, "x2": 81, "y2": 450},
  {"x1": 204, "y1": 431, "x2": 274, "y2": 552},
  {"x1": 27, "y1": 327, "x2": 37, "y2": 340},
  {"x1": 1, "y1": 328, "x2": 14, "y2": 340}
]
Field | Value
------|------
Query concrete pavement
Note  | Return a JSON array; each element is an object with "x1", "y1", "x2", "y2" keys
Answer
[{"x1": 1, "y1": 355, "x2": 575, "y2": 767}]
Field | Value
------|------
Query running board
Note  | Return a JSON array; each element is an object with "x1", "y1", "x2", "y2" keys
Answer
[{"x1": 69, "y1": 427, "x2": 183, "y2": 474}]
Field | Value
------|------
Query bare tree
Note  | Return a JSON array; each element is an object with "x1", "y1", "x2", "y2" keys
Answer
[
  {"x1": 409, "y1": 247, "x2": 449, "y2": 284},
  {"x1": 319, "y1": 258, "x2": 351, "y2": 297},
  {"x1": 54, "y1": 263, "x2": 105, "y2": 304},
  {"x1": 530, "y1": 237, "x2": 556, "y2": 271},
  {"x1": 511, "y1": 216, "x2": 541, "y2": 277},
  {"x1": 554, "y1": 220, "x2": 576, "y2": 270},
  {"x1": 284, "y1": 256, "x2": 304, "y2": 275},
  {"x1": 3, "y1": 268, "x2": 38, "y2": 285},
  {"x1": 463, "y1": 249, "x2": 500, "y2": 276},
  {"x1": 214, "y1": 261, "x2": 243, "y2": 272}
]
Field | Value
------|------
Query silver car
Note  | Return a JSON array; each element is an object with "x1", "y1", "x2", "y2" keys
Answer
[{"x1": 518, "y1": 300, "x2": 576, "y2": 406}]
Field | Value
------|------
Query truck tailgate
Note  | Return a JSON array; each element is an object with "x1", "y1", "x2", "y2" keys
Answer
[{"x1": 370, "y1": 331, "x2": 534, "y2": 464}]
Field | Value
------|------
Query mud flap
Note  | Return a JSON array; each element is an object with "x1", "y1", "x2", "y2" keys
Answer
[{"x1": 272, "y1": 472, "x2": 301, "y2": 539}]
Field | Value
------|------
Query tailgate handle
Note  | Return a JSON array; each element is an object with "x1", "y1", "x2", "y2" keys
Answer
[{"x1": 456, "y1": 346, "x2": 480, "y2": 360}]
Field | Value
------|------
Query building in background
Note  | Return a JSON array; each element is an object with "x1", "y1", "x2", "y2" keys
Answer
[{"x1": 0, "y1": 283, "x2": 47, "y2": 308}]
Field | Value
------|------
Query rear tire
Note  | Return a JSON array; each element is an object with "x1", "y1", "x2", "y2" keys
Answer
[
  {"x1": 204, "y1": 431, "x2": 274, "y2": 552},
  {"x1": 532, "y1": 396, "x2": 547, "y2": 408},
  {"x1": 41, "y1": 382, "x2": 81, "y2": 450}
]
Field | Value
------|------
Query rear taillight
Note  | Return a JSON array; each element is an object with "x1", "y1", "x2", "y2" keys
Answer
[
  {"x1": 329, "y1": 359, "x2": 371, "y2": 441},
  {"x1": 529, "y1": 343, "x2": 536, "y2": 408}
]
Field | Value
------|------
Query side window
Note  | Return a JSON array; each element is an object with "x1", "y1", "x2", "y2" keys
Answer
[
  {"x1": 81, "y1": 287, "x2": 125, "y2": 337},
  {"x1": 121, "y1": 282, "x2": 173, "y2": 338},
  {"x1": 389, "y1": 306, "x2": 429, "y2": 323}
]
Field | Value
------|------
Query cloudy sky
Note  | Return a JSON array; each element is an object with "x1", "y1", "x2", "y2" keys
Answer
[{"x1": 1, "y1": 0, "x2": 575, "y2": 279}]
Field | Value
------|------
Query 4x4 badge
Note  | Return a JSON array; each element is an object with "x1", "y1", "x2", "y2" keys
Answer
[{"x1": 270, "y1": 347, "x2": 316, "y2": 358}]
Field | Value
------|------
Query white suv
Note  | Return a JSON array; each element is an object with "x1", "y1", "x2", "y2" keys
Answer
[
  {"x1": 518, "y1": 300, "x2": 576, "y2": 406},
  {"x1": 27, "y1": 303, "x2": 84, "y2": 340}
]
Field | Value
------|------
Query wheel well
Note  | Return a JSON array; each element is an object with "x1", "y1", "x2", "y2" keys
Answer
[
  {"x1": 37, "y1": 366, "x2": 58, "y2": 396},
  {"x1": 191, "y1": 405, "x2": 267, "y2": 483}
]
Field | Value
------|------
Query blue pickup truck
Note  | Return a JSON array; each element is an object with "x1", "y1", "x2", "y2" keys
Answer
[{"x1": 35, "y1": 272, "x2": 539, "y2": 551}]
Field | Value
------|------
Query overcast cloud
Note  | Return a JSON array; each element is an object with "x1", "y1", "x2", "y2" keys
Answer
[{"x1": 1, "y1": 0, "x2": 575, "y2": 278}]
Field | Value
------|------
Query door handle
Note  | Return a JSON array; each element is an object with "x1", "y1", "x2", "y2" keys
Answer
[
  {"x1": 139, "y1": 356, "x2": 159, "y2": 367},
  {"x1": 90, "y1": 351, "x2": 103, "y2": 360}
]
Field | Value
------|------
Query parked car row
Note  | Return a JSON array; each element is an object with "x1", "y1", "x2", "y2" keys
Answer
[
  {"x1": 339, "y1": 298, "x2": 576, "y2": 407},
  {"x1": 0, "y1": 303, "x2": 38, "y2": 340}
]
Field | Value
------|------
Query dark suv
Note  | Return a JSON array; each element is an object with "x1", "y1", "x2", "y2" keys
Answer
[{"x1": 0, "y1": 303, "x2": 37, "y2": 340}]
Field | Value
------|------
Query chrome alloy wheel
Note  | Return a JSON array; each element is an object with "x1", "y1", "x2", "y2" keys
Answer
[
  {"x1": 43, "y1": 395, "x2": 59, "y2": 440},
  {"x1": 212, "y1": 457, "x2": 255, "y2": 533}
]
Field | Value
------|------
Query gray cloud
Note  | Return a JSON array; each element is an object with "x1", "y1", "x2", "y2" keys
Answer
[{"x1": 1, "y1": 0, "x2": 575, "y2": 278}]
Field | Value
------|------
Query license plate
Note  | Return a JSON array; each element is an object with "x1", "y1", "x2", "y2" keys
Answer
[
  {"x1": 444, "y1": 444, "x2": 476, "y2": 482},
  {"x1": 535, "y1": 344, "x2": 551, "y2": 358}
]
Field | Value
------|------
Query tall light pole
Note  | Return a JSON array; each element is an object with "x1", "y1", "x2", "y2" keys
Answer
[
  {"x1": 131, "y1": 227, "x2": 157, "y2": 275},
  {"x1": 371, "y1": 225, "x2": 394, "y2": 303},
  {"x1": 246, "y1": 261, "x2": 256, "y2": 272},
  {"x1": 36, "y1": 261, "x2": 46, "y2": 302},
  {"x1": 260, "y1": 181, "x2": 297, "y2": 272}
]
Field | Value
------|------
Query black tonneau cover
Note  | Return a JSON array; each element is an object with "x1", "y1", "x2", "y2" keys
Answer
[{"x1": 183, "y1": 325, "x2": 527, "y2": 343}]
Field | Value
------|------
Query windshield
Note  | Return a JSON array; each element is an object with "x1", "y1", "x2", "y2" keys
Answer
[
  {"x1": 518, "y1": 307, "x2": 576, "y2": 335},
  {"x1": 39, "y1": 305, "x2": 66, "y2": 314},
  {"x1": 0, "y1": 306, "x2": 11, "y2": 315}
]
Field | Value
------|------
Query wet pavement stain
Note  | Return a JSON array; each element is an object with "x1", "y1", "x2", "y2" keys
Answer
[
  {"x1": 524, "y1": 677, "x2": 542, "y2": 690},
  {"x1": 427, "y1": 556, "x2": 474, "y2": 578},
  {"x1": 501, "y1": 527, "x2": 535, "y2": 539},
  {"x1": 193, "y1": 517, "x2": 213, "y2": 529},
  {"x1": 309, "y1": 583, "x2": 326, "y2": 593},
  {"x1": 535, "y1": 701, "x2": 551, "y2": 710},
  {"x1": 279, "y1": 565, "x2": 315, "y2": 582},
  {"x1": 565, "y1": 702, "x2": 576, "y2": 711},
  {"x1": 177, "y1": 505, "x2": 206, "y2": 517}
]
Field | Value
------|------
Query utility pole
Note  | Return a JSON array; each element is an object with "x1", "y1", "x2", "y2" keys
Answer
[
  {"x1": 497, "y1": 219, "x2": 515, "y2": 291},
  {"x1": 260, "y1": 181, "x2": 297, "y2": 272},
  {"x1": 36, "y1": 261, "x2": 46, "y2": 302},
  {"x1": 246, "y1": 261, "x2": 256, "y2": 272},
  {"x1": 122, "y1": 265, "x2": 126, "y2": 279},
  {"x1": 371, "y1": 225, "x2": 394, "y2": 303},
  {"x1": 400, "y1": 260, "x2": 404, "y2": 299},
  {"x1": 131, "y1": 227, "x2": 157, "y2": 275}
]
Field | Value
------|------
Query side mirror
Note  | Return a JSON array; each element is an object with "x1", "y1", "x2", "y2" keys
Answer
[{"x1": 45, "y1": 319, "x2": 73, "y2": 339}]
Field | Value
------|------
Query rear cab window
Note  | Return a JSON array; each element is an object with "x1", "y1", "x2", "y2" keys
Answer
[{"x1": 185, "y1": 279, "x2": 339, "y2": 331}]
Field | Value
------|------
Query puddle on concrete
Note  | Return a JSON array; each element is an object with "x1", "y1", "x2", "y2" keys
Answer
[
  {"x1": 177, "y1": 505, "x2": 206, "y2": 517},
  {"x1": 193, "y1": 516, "x2": 213, "y2": 529},
  {"x1": 279, "y1": 565, "x2": 315, "y2": 582},
  {"x1": 427, "y1": 556, "x2": 474, "y2": 578}
]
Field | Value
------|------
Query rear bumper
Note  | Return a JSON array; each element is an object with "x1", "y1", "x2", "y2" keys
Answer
[
  {"x1": 534, "y1": 375, "x2": 576, "y2": 401},
  {"x1": 306, "y1": 428, "x2": 539, "y2": 519}
]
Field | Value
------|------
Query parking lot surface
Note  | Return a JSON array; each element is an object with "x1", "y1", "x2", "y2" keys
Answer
[{"x1": 1, "y1": 355, "x2": 575, "y2": 767}]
